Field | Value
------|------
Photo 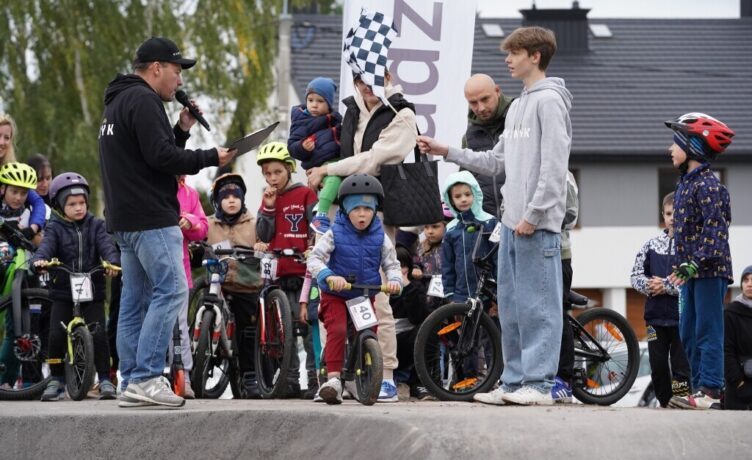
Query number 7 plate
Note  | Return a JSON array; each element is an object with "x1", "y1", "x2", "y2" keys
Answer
[{"x1": 346, "y1": 296, "x2": 378, "y2": 331}]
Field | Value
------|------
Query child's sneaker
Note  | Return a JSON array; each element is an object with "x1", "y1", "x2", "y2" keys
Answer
[
  {"x1": 669, "y1": 388, "x2": 721, "y2": 410},
  {"x1": 397, "y1": 382, "x2": 411, "y2": 401},
  {"x1": 41, "y1": 379, "x2": 65, "y2": 401},
  {"x1": 411, "y1": 385, "x2": 437, "y2": 401},
  {"x1": 99, "y1": 380, "x2": 117, "y2": 400},
  {"x1": 377, "y1": 380, "x2": 398, "y2": 403},
  {"x1": 318, "y1": 377, "x2": 343, "y2": 405},
  {"x1": 310, "y1": 214, "x2": 330, "y2": 235},
  {"x1": 502, "y1": 385, "x2": 555, "y2": 406},
  {"x1": 551, "y1": 376, "x2": 573, "y2": 404},
  {"x1": 302, "y1": 374, "x2": 319, "y2": 400}
]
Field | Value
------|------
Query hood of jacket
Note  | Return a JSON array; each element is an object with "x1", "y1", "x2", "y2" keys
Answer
[
  {"x1": 467, "y1": 93, "x2": 514, "y2": 127},
  {"x1": 728, "y1": 296, "x2": 752, "y2": 315},
  {"x1": 510, "y1": 77, "x2": 572, "y2": 130},
  {"x1": 442, "y1": 170, "x2": 495, "y2": 230},
  {"x1": 104, "y1": 73, "x2": 153, "y2": 105}
]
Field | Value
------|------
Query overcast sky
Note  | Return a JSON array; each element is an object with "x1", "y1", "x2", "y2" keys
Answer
[{"x1": 476, "y1": 0, "x2": 741, "y2": 18}]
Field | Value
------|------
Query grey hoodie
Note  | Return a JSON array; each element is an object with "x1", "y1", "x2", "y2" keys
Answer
[{"x1": 446, "y1": 77, "x2": 573, "y2": 233}]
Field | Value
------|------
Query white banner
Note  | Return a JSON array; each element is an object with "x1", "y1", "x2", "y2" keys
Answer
[{"x1": 340, "y1": 0, "x2": 477, "y2": 178}]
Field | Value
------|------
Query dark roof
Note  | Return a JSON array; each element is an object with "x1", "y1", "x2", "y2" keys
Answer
[{"x1": 290, "y1": 14, "x2": 752, "y2": 159}]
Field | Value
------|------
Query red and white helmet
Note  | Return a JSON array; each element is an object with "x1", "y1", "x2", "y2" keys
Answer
[{"x1": 664, "y1": 113, "x2": 735, "y2": 160}]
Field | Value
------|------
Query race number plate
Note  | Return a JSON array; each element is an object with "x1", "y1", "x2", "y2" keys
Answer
[
  {"x1": 212, "y1": 240, "x2": 233, "y2": 251},
  {"x1": 346, "y1": 296, "x2": 378, "y2": 331},
  {"x1": 260, "y1": 255, "x2": 278, "y2": 280},
  {"x1": 70, "y1": 273, "x2": 93, "y2": 303},
  {"x1": 427, "y1": 275, "x2": 444, "y2": 298},
  {"x1": 489, "y1": 222, "x2": 502, "y2": 243}
]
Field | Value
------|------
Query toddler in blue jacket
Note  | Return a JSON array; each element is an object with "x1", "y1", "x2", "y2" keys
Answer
[{"x1": 288, "y1": 77, "x2": 343, "y2": 235}]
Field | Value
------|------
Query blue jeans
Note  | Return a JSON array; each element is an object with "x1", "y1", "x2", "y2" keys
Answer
[
  {"x1": 679, "y1": 277, "x2": 728, "y2": 392},
  {"x1": 498, "y1": 226, "x2": 562, "y2": 392},
  {"x1": 115, "y1": 227, "x2": 187, "y2": 386}
]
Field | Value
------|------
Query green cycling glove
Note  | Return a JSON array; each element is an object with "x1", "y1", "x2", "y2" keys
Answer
[{"x1": 673, "y1": 261, "x2": 699, "y2": 281}]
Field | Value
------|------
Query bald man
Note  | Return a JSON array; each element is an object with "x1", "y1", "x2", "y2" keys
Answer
[{"x1": 460, "y1": 74, "x2": 514, "y2": 217}]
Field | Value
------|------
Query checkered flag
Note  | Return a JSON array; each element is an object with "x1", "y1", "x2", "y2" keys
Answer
[{"x1": 343, "y1": 9, "x2": 398, "y2": 102}]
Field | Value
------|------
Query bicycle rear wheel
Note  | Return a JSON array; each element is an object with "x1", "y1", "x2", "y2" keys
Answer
[
  {"x1": 354, "y1": 337, "x2": 382, "y2": 406},
  {"x1": 571, "y1": 308, "x2": 640, "y2": 406},
  {"x1": 414, "y1": 302, "x2": 502, "y2": 401},
  {"x1": 0, "y1": 288, "x2": 52, "y2": 401},
  {"x1": 255, "y1": 289, "x2": 293, "y2": 399},
  {"x1": 65, "y1": 325, "x2": 95, "y2": 401}
]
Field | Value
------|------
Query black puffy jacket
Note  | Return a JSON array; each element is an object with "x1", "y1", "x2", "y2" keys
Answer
[{"x1": 32, "y1": 213, "x2": 120, "y2": 301}]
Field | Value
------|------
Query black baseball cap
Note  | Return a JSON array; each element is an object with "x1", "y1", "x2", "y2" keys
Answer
[{"x1": 135, "y1": 37, "x2": 196, "y2": 69}]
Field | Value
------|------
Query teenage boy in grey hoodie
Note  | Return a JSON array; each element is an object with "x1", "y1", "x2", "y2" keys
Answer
[{"x1": 417, "y1": 26, "x2": 572, "y2": 406}]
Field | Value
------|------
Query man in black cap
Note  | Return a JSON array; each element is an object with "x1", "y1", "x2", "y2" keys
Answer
[{"x1": 98, "y1": 36, "x2": 236, "y2": 408}]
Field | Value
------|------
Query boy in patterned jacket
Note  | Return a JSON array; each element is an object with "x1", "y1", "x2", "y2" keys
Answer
[
  {"x1": 664, "y1": 113, "x2": 735, "y2": 410},
  {"x1": 630, "y1": 191, "x2": 690, "y2": 408}
]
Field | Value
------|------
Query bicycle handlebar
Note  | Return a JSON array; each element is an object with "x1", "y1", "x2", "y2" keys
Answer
[
  {"x1": 329, "y1": 282, "x2": 389, "y2": 294},
  {"x1": 43, "y1": 258, "x2": 121, "y2": 275}
]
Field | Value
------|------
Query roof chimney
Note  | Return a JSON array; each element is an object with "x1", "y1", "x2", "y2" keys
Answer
[
  {"x1": 519, "y1": 2, "x2": 591, "y2": 53},
  {"x1": 742, "y1": 0, "x2": 752, "y2": 17}
]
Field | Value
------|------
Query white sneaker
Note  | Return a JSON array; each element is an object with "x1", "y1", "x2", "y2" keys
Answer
[
  {"x1": 501, "y1": 385, "x2": 555, "y2": 406},
  {"x1": 473, "y1": 387, "x2": 510, "y2": 405},
  {"x1": 318, "y1": 378, "x2": 343, "y2": 405},
  {"x1": 123, "y1": 376, "x2": 185, "y2": 408}
]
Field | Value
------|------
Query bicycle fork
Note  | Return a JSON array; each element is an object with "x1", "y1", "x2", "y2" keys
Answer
[{"x1": 192, "y1": 304, "x2": 233, "y2": 358}]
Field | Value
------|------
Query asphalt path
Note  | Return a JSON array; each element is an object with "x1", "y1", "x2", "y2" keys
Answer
[{"x1": 1, "y1": 399, "x2": 751, "y2": 459}]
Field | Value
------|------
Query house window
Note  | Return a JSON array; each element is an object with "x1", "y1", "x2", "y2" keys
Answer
[{"x1": 657, "y1": 167, "x2": 726, "y2": 225}]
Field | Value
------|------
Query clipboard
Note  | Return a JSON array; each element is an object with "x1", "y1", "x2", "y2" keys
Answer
[{"x1": 224, "y1": 122, "x2": 279, "y2": 156}]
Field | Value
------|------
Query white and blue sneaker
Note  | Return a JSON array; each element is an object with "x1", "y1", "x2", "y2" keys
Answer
[
  {"x1": 377, "y1": 379, "x2": 398, "y2": 403},
  {"x1": 551, "y1": 376, "x2": 573, "y2": 404}
]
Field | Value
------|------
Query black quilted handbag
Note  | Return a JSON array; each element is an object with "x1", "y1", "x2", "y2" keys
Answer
[{"x1": 380, "y1": 147, "x2": 443, "y2": 227}]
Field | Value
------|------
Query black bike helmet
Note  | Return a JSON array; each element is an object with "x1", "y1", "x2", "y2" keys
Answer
[{"x1": 337, "y1": 173, "x2": 384, "y2": 207}]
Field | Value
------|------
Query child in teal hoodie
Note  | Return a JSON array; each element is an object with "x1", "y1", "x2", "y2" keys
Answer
[{"x1": 440, "y1": 171, "x2": 497, "y2": 304}]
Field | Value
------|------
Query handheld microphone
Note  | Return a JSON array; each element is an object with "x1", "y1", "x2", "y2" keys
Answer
[{"x1": 175, "y1": 90, "x2": 211, "y2": 131}]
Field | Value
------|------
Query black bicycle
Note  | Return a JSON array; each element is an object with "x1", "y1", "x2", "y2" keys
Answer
[
  {"x1": 320, "y1": 283, "x2": 384, "y2": 406},
  {"x1": 414, "y1": 235, "x2": 639, "y2": 405}
]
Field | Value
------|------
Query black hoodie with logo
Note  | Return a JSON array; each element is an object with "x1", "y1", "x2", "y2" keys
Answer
[{"x1": 98, "y1": 74, "x2": 218, "y2": 232}]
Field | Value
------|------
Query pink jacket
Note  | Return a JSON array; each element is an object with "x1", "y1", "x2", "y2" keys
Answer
[{"x1": 178, "y1": 179, "x2": 208, "y2": 288}]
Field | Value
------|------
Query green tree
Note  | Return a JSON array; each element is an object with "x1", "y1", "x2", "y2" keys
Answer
[{"x1": 0, "y1": 0, "x2": 337, "y2": 211}]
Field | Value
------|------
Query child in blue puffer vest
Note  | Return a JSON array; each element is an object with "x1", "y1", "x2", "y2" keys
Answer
[
  {"x1": 288, "y1": 77, "x2": 343, "y2": 235},
  {"x1": 307, "y1": 174, "x2": 402, "y2": 404}
]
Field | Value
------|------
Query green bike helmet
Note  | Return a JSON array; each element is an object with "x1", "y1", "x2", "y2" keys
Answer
[
  {"x1": 256, "y1": 142, "x2": 297, "y2": 173},
  {"x1": 0, "y1": 162, "x2": 37, "y2": 190}
]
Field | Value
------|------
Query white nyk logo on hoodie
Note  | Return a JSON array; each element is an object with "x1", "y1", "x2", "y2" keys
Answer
[{"x1": 501, "y1": 127, "x2": 531, "y2": 139}]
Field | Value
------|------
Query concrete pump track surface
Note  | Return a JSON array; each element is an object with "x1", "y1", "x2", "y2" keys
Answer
[{"x1": 1, "y1": 399, "x2": 751, "y2": 459}]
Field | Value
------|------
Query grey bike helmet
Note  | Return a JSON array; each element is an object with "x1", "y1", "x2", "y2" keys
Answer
[
  {"x1": 49, "y1": 172, "x2": 89, "y2": 210},
  {"x1": 337, "y1": 173, "x2": 384, "y2": 206}
]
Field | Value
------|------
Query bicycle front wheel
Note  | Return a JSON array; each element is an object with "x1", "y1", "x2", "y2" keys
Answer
[
  {"x1": 255, "y1": 289, "x2": 293, "y2": 399},
  {"x1": 572, "y1": 308, "x2": 640, "y2": 406},
  {"x1": 0, "y1": 288, "x2": 52, "y2": 401},
  {"x1": 65, "y1": 325, "x2": 95, "y2": 401},
  {"x1": 354, "y1": 337, "x2": 382, "y2": 406},
  {"x1": 414, "y1": 302, "x2": 502, "y2": 401},
  {"x1": 191, "y1": 309, "x2": 230, "y2": 398}
]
